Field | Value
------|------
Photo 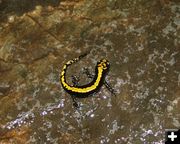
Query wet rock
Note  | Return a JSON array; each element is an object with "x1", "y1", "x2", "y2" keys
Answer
[
  {"x1": 0, "y1": 60, "x2": 12, "y2": 73},
  {"x1": 0, "y1": 126, "x2": 31, "y2": 144},
  {"x1": 0, "y1": 0, "x2": 179, "y2": 143},
  {"x1": 0, "y1": 83, "x2": 10, "y2": 96}
]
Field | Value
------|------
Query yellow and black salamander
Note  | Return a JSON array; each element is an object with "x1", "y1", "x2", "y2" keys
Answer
[{"x1": 60, "y1": 53, "x2": 110, "y2": 98}]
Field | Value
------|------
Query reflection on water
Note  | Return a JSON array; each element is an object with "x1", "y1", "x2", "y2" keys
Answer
[{"x1": 0, "y1": 0, "x2": 179, "y2": 143}]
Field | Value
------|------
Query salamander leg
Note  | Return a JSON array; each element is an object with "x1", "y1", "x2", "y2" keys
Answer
[
  {"x1": 71, "y1": 75, "x2": 80, "y2": 87},
  {"x1": 83, "y1": 67, "x2": 116, "y2": 96},
  {"x1": 70, "y1": 95, "x2": 80, "y2": 108},
  {"x1": 82, "y1": 67, "x2": 94, "y2": 79},
  {"x1": 104, "y1": 80, "x2": 116, "y2": 96}
]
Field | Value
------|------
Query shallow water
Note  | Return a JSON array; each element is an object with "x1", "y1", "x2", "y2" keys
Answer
[{"x1": 0, "y1": 0, "x2": 179, "y2": 143}]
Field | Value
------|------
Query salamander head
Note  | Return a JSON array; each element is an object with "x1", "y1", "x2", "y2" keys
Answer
[{"x1": 98, "y1": 59, "x2": 110, "y2": 70}]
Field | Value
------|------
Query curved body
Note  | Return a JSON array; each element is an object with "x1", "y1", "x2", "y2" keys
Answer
[{"x1": 60, "y1": 55, "x2": 110, "y2": 98}]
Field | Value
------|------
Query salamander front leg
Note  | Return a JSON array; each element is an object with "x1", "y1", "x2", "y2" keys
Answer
[
  {"x1": 83, "y1": 67, "x2": 116, "y2": 96},
  {"x1": 82, "y1": 67, "x2": 94, "y2": 79},
  {"x1": 104, "y1": 80, "x2": 116, "y2": 96}
]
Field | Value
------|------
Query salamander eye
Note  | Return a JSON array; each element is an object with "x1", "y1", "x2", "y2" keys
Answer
[{"x1": 102, "y1": 63, "x2": 107, "y2": 69}]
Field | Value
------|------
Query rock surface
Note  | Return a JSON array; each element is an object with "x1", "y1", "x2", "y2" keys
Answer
[{"x1": 0, "y1": 0, "x2": 179, "y2": 143}]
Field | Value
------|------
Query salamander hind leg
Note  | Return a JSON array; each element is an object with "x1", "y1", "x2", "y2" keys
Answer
[
  {"x1": 71, "y1": 75, "x2": 80, "y2": 87},
  {"x1": 70, "y1": 95, "x2": 80, "y2": 108}
]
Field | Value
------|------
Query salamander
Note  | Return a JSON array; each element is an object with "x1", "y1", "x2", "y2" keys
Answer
[{"x1": 60, "y1": 53, "x2": 110, "y2": 98}]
